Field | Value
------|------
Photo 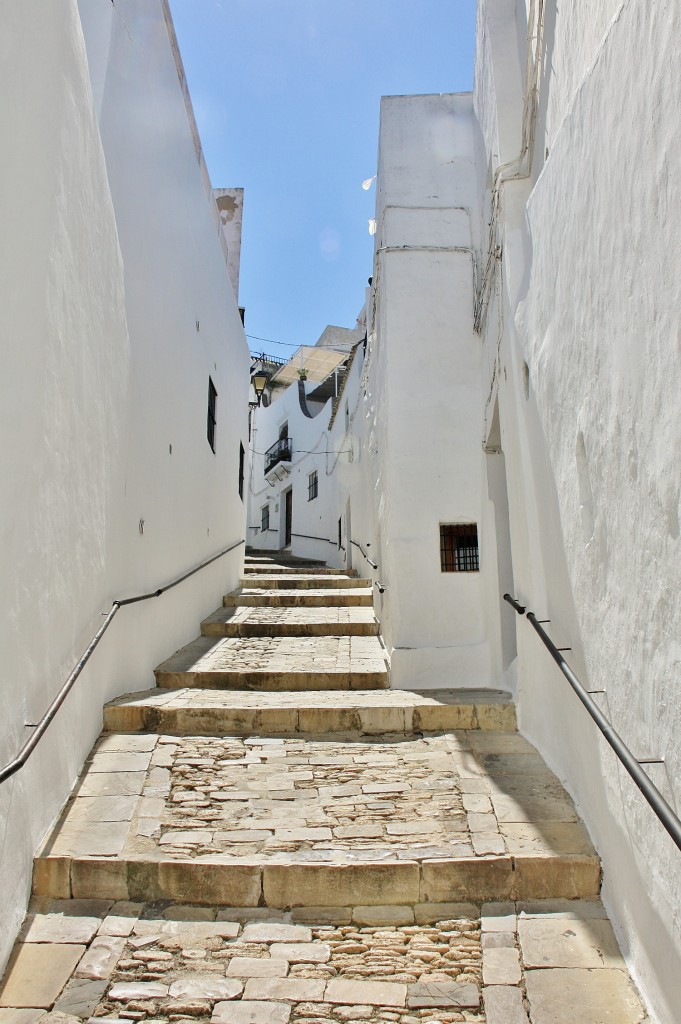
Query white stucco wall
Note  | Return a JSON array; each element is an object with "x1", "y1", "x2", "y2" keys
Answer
[
  {"x1": 0, "y1": 0, "x2": 249, "y2": 974},
  {"x1": 474, "y1": 0, "x2": 681, "y2": 1019}
]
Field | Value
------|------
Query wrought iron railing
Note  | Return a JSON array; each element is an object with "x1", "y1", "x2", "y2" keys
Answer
[
  {"x1": 0, "y1": 539, "x2": 245, "y2": 785},
  {"x1": 503, "y1": 593, "x2": 681, "y2": 853},
  {"x1": 265, "y1": 436, "x2": 292, "y2": 473}
]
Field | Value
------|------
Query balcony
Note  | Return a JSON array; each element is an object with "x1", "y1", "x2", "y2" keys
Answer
[{"x1": 265, "y1": 436, "x2": 292, "y2": 474}]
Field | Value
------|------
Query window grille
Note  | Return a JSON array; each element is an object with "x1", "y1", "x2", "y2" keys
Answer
[
  {"x1": 308, "y1": 470, "x2": 318, "y2": 501},
  {"x1": 261, "y1": 505, "x2": 270, "y2": 532},
  {"x1": 238, "y1": 443, "x2": 245, "y2": 500},
  {"x1": 207, "y1": 377, "x2": 217, "y2": 452},
  {"x1": 440, "y1": 523, "x2": 479, "y2": 572}
]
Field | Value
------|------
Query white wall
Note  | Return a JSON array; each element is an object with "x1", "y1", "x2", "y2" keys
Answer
[
  {"x1": 0, "y1": 0, "x2": 249, "y2": 974},
  {"x1": 474, "y1": 1, "x2": 681, "y2": 1019}
]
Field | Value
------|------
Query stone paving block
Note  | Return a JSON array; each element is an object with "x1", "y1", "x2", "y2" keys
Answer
[
  {"x1": 0, "y1": 944, "x2": 85, "y2": 1008},
  {"x1": 325, "y1": 979, "x2": 407, "y2": 1006},
  {"x1": 407, "y1": 981, "x2": 481, "y2": 1008},
  {"x1": 241, "y1": 923, "x2": 312, "y2": 943},
  {"x1": 525, "y1": 967, "x2": 647, "y2": 1023},
  {"x1": 74, "y1": 936, "x2": 126, "y2": 980},
  {"x1": 98, "y1": 903, "x2": 143, "y2": 937},
  {"x1": 352, "y1": 905, "x2": 414, "y2": 926},
  {"x1": 168, "y1": 976, "x2": 243, "y2": 1000},
  {"x1": 127, "y1": 860, "x2": 262, "y2": 906},
  {"x1": 511, "y1": 854, "x2": 600, "y2": 899},
  {"x1": 78, "y1": 772, "x2": 147, "y2": 797},
  {"x1": 483, "y1": 985, "x2": 530, "y2": 1024},
  {"x1": 0, "y1": 1012, "x2": 45, "y2": 1024},
  {"x1": 264, "y1": 862, "x2": 420, "y2": 907},
  {"x1": 290, "y1": 907, "x2": 352, "y2": 926},
  {"x1": 414, "y1": 902, "x2": 479, "y2": 924},
  {"x1": 420, "y1": 857, "x2": 513, "y2": 903},
  {"x1": 481, "y1": 904, "x2": 516, "y2": 932},
  {"x1": 70, "y1": 859, "x2": 128, "y2": 901},
  {"x1": 53, "y1": 978, "x2": 108, "y2": 1017},
  {"x1": 518, "y1": 916, "x2": 625, "y2": 969},
  {"x1": 226, "y1": 958, "x2": 289, "y2": 978},
  {"x1": 108, "y1": 981, "x2": 169, "y2": 1000},
  {"x1": 32, "y1": 858, "x2": 71, "y2": 899},
  {"x1": 49, "y1": 822, "x2": 128, "y2": 858},
  {"x1": 212, "y1": 1001, "x2": 291, "y2": 1024},
  {"x1": 242, "y1": 978, "x2": 326, "y2": 1001},
  {"x1": 20, "y1": 913, "x2": 101, "y2": 944},
  {"x1": 482, "y1": 945, "x2": 522, "y2": 985},
  {"x1": 269, "y1": 942, "x2": 331, "y2": 963}
]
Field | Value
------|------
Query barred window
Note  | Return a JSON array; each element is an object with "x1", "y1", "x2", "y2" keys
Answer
[
  {"x1": 308, "y1": 470, "x2": 318, "y2": 501},
  {"x1": 440, "y1": 524, "x2": 479, "y2": 572},
  {"x1": 261, "y1": 504, "x2": 270, "y2": 532}
]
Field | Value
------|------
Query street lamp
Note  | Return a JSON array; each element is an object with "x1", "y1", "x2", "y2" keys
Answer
[{"x1": 251, "y1": 370, "x2": 269, "y2": 406}]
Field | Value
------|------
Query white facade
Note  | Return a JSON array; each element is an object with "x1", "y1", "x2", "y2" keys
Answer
[
  {"x1": 475, "y1": 1, "x2": 681, "y2": 1019},
  {"x1": 0, "y1": 0, "x2": 250, "y2": 973}
]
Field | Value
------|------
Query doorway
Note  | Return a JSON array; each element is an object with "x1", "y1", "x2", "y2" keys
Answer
[{"x1": 284, "y1": 487, "x2": 293, "y2": 548}]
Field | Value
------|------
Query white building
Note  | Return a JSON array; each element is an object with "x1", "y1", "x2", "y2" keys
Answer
[
  {"x1": 0, "y1": 0, "x2": 250, "y2": 972},
  {"x1": 248, "y1": 2, "x2": 681, "y2": 1018}
]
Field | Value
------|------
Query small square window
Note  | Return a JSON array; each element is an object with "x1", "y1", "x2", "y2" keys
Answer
[
  {"x1": 207, "y1": 377, "x2": 217, "y2": 452},
  {"x1": 261, "y1": 504, "x2": 270, "y2": 532},
  {"x1": 440, "y1": 523, "x2": 479, "y2": 572},
  {"x1": 308, "y1": 470, "x2": 318, "y2": 501}
]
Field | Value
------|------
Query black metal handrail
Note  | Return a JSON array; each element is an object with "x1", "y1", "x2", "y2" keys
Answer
[
  {"x1": 0, "y1": 538, "x2": 245, "y2": 785},
  {"x1": 291, "y1": 532, "x2": 337, "y2": 546},
  {"x1": 350, "y1": 539, "x2": 378, "y2": 571},
  {"x1": 265, "y1": 436, "x2": 292, "y2": 473},
  {"x1": 503, "y1": 593, "x2": 681, "y2": 853}
]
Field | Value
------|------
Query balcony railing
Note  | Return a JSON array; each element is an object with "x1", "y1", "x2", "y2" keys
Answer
[{"x1": 265, "y1": 436, "x2": 292, "y2": 474}]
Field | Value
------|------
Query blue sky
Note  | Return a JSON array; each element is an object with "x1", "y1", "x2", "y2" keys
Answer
[{"x1": 168, "y1": 0, "x2": 477, "y2": 358}]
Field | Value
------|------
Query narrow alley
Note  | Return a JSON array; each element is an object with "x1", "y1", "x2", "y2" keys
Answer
[{"x1": 0, "y1": 556, "x2": 648, "y2": 1023}]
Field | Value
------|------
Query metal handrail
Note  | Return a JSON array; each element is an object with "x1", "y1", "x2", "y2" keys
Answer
[
  {"x1": 291, "y1": 532, "x2": 337, "y2": 546},
  {"x1": 0, "y1": 538, "x2": 245, "y2": 785},
  {"x1": 350, "y1": 539, "x2": 378, "y2": 571},
  {"x1": 503, "y1": 593, "x2": 681, "y2": 853}
]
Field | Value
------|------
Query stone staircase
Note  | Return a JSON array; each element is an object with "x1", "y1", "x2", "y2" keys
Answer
[{"x1": 0, "y1": 557, "x2": 649, "y2": 1023}]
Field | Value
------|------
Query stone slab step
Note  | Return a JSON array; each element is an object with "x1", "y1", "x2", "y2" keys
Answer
[
  {"x1": 33, "y1": 730, "x2": 599, "y2": 907},
  {"x1": 0, "y1": 898, "x2": 647, "y2": 1023},
  {"x1": 224, "y1": 588, "x2": 374, "y2": 607},
  {"x1": 239, "y1": 575, "x2": 370, "y2": 590},
  {"x1": 154, "y1": 636, "x2": 388, "y2": 691},
  {"x1": 104, "y1": 687, "x2": 517, "y2": 735},
  {"x1": 201, "y1": 605, "x2": 380, "y2": 637},
  {"x1": 244, "y1": 564, "x2": 354, "y2": 576}
]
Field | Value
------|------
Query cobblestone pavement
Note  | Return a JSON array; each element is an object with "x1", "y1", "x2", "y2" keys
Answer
[
  {"x1": 0, "y1": 900, "x2": 649, "y2": 1024},
  {"x1": 44, "y1": 732, "x2": 594, "y2": 865}
]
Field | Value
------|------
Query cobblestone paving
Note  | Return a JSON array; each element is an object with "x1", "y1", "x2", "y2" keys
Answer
[
  {"x1": 0, "y1": 900, "x2": 649, "y2": 1024},
  {"x1": 201, "y1": 606, "x2": 379, "y2": 637}
]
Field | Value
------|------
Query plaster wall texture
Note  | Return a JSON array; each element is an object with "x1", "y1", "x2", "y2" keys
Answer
[
  {"x1": 473, "y1": 0, "x2": 681, "y2": 1019},
  {"x1": 0, "y1": 0, "x2": 249, "y2": 976}
]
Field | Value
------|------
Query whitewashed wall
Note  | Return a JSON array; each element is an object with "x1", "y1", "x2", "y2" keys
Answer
[
  {"x1": 0, "y1": 0, "x2": 249, "y2": 974},
  {"x1": 474, "y1": 1, "x2": 681, "y2": 1019}
]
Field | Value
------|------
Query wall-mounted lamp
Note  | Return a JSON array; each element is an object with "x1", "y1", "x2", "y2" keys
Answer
[{"x1": 251, "y1": 370, "x2": 269, "y2": 406}]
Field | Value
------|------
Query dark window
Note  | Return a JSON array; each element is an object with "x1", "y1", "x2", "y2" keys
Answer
[
  {"x1": 308, "y1": 470, "x2": 318, "y2": 501},
  {"x1": 261, "y1": 504, "x2": 270, "y2": 532},
  {"x1": 207, "y1": 377, "x2": 217, "y2": 452},
  {"x1": 279, "y1": 421, "x2": 288, "y2": 441},
  {"x1": 440, "y1": 524, "x2": 479, "y2": 572},
  {"x1": 238, "y1": 442, "x2": 245, "y2": 500}
]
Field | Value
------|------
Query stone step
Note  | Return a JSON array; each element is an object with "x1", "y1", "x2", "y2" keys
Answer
[
  {"x1": 224, "y1": 588, "x2": 374, "y2": 607},
  {"x1": 201, "y1": 605, "x2": 380, "y2": 638},
  {"x1": 239, "y1": 575, "x2": 370, "y2": 590},
  {"x1": 154, "y1": 635, "x2": 389, "y2": 691},
  {"x1": 244, "y1": 564, "x2": 354, "y2": 576},
  {"x1": 104, "y1": 688, "x2": 517, "y2": 735},
  {"x1": 0, "y1": 897, "x2": 649, "y2": 1024},
  {"x1": 33, "y1": 730, "x2": 600, "y2": 909}
]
